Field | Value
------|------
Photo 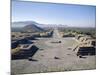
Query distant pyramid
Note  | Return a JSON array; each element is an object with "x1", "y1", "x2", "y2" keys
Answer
[
  {"x1": 23, "y1": 24, "x2": 45, "y2": 32},
  {"x1": 12, "y1": 21, "x2": 45, "y2": 32}
]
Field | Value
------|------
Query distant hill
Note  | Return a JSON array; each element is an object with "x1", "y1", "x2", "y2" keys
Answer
[
  {"x1": 12, "y1": 21, "x2": 40, "y2": 27},
  {"x1": 11, "y1": 21, "x2": 45, "y2": 32},
  {"x1": 11, "y1": 27, "x2": 22, "y2": 32},
  {"x1": 11, "y1": 21, "x2": 69, "y2": 32}
]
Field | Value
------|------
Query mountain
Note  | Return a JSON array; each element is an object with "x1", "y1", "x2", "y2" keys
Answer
[
  {"x1": 11, "y1": 21, "x2": 68, "y2": 32},
  {"x1": 12, "y1": 21, "x2": 45, "y2": 32},
  {"x1": 12, "y1": 21, "x2": 39, "y2": 28}
]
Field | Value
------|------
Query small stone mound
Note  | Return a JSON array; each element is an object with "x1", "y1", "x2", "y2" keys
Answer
[{"x1": 54, "y1": 56, "x2": 60, "y2": 59}]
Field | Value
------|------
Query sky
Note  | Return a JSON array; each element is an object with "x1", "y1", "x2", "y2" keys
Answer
[{"x1": 12, "y1": 0, "x2": 96, "y2": 27}]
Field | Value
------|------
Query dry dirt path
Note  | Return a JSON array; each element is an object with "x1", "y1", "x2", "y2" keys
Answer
[{"x1": 11, "y1": 28, "x2": 96, "y2": 74}]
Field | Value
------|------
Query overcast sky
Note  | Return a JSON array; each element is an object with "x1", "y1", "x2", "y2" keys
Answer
[{"x1": 12, "y1": 0, "x2": 96, "y2": 27}]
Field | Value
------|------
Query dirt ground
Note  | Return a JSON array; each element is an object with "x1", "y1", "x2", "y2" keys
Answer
[{"x1": 11, "y1": 29, "x2": 96, "y2": 74}]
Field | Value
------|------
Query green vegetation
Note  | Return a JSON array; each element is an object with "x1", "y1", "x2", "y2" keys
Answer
[{"x1": 58, "y1": 27, "x2": 96, "y2": 38}]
